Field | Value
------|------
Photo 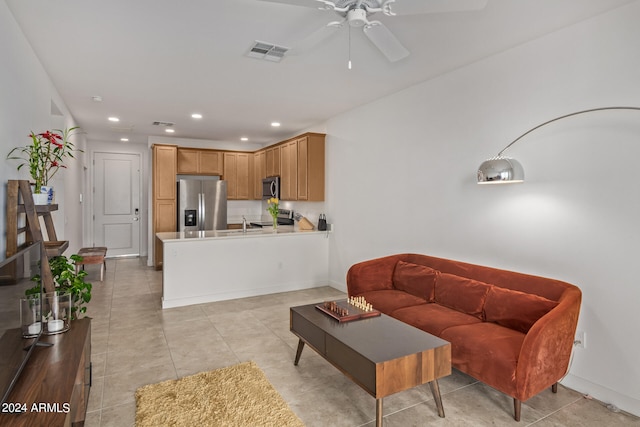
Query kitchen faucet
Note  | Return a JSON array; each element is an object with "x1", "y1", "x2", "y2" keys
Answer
[{"x1": 242, "y1": 216, "x2": 247, "y2": 233}]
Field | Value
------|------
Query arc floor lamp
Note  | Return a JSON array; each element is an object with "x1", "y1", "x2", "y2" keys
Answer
[{"x1": 477, "y1": 106, "x2": 640, "y2": 184}]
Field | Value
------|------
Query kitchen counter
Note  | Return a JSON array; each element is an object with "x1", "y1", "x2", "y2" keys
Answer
[
  {"x1": 158, "y1": 226, "x2": 330, "y2": 308},
  {"x1": 156, "y1": 225, "x2": 328, "y2": 242}
]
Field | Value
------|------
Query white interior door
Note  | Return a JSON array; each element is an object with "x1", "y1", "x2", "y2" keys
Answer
[{"x1": 93, "y1": 152, "x2": 141, "y2": 256}]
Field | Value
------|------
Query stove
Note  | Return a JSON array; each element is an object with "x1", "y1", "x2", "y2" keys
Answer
[{"x1": 250, "y1": 209, "x2": 294, "y2": 227}]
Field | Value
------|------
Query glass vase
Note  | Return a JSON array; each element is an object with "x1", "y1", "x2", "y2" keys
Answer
[{"x1": 272, "y1": 216, "x2": 278, "y2": 231}]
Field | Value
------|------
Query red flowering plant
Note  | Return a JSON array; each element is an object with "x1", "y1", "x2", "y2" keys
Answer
[{"x1": 7, "y1": 127, "x2": 82, "y2": 189}]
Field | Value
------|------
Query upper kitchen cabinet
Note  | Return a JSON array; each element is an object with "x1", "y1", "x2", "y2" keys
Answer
[
  {"x1": 223, "y1": 152, "x2": 252, "y2": 200},
  {"x1": 253, "y1": 150, "x2": 266, "y2": 200},
  {"x1": 280, "y1": 140, "x2": 298, "y2": 201},
  {"x1": 177, "y1": 148, "x2": 223, "y2": 175},
  {"x1": 297, "y1": 133, "x2": 325, "y2": 201},
  {"x1": 265, "y1": 145, "x2": 280, "y2": 177}
]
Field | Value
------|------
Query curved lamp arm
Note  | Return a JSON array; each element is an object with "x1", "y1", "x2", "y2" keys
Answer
[{"x1": 477, "y1": 106, "x2": 640, "y2": 184}]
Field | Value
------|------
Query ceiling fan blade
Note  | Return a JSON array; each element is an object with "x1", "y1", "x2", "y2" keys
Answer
[
  {"x1": 383, "y1": 0, "x2": 488, "y2": 16},
  {"x1": 256, "y1": 0, "x2": 334, "y2": 9},
  {"x1": 363, "y1": 21, "x2": 409, "y2": 62},
  {"x1": 289, "y1": 19, "x2": 344, "y2": 55}
]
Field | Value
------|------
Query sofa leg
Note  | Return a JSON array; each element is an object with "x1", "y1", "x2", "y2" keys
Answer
[
  {"x1": 552, "y1": 383, "x2": 558, "y2": 393},
  {"x1": 513, "y1": 399, "x2": 521, "y2": 422}
]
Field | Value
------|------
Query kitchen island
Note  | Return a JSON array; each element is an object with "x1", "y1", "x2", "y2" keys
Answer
[{"x1": 156, "y1": 226, "x2": 330, "y2": 308}]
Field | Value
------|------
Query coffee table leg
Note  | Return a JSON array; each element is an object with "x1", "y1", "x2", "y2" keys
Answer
[
  {"x1": 429, "y1": 380, "x2": 445, "y2": 418},
  {"x1": 294, "y1": 339, "x2": 305, "y2": 365},
  {"x1": 376, "y1": 398, "x2": 383, "y2": 427}
]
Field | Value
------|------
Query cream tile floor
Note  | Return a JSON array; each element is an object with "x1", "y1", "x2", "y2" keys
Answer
[{"x1": 84, "y1": 258, "x2": 639, "y2": 426}]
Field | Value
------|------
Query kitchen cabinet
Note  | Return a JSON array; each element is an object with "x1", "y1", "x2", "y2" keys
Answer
[
  {"x1": 177, "y1": 148, "x2": 223, "y2": 175},
  {"x1": 223, "y1": 152, "x2": 251, "y2": 200},
  {"x1": 297, "y1": 133, "x2": 325, "y2": 201},
  {"x1": 280, "y1": 140, "x2": 298, "y2": 200},
  {"x1": 153, "y1": 144, "x2": 177, "y2": 268},
  {"x1": 253, "y1": 150, "x2": 266, "y2": 200},
  {"x1": 265, "y1": 145, "x2": 280, "y2": 177}
]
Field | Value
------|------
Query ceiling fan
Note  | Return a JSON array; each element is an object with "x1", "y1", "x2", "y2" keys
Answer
[{"x1": 258, "y1": 0, "x2": 488, "y2": 63}]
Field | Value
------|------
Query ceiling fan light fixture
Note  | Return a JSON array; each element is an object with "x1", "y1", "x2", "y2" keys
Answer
[{"x1": 347, "y1": 8, "x2": 368, "y2": 27}]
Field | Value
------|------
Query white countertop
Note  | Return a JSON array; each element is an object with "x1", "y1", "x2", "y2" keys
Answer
[{"x1": 156, "y1": 225, "x2": 329, "y2": 242}]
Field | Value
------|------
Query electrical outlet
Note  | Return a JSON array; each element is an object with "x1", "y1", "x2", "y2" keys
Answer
[{"x1": 575, "y1": 330, "x2": 586, "y2": 348}]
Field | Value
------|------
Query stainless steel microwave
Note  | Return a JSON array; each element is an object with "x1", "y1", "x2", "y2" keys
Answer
[{"x1": 262, "y1": 176, "x2": 280, "y2": 200}]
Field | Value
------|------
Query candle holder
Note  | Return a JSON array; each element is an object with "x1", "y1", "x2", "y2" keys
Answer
[
  {"x1": 20, "y1": 295, "x2": 41, "y2": 338},
  {"x1": 42, "y1": 291, "x2": 71, "y2": 335}
]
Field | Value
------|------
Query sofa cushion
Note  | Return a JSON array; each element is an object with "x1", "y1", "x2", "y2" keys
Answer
[
  {"x1": 440, "y1": 322, "x2": 525, "y2": 396},
  {"x1": 484, "y1": 286, "x2": 559, "y2": 333},
  {"x1": 392, "y1": 303, "x2": 482, "y2": 336},
  {"x1": 355, "y1": 290, "x2": 426, "y2": 316},
  {"x1": 434, "y1": 273, "x2": 492, "y2": 319},
  {"x1": 392, "y1": 261, "x2": 439, "y2": 302}
]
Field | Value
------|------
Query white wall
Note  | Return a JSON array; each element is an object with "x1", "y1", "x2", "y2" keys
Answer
[
  {"x1": 0, "y1": 2, "x2": 85, "y2": 257},
  {"x1": 325, "y1": 1, "x2": 640, "y2": 416}
]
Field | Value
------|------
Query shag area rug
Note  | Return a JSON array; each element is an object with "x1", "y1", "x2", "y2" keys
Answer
[{"x1": 135, "y1": 361, "x2": 304, "y2": 427}]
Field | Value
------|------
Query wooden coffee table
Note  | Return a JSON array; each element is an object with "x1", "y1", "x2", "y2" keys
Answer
[{"x1": 290, "y1": 303, "x2": 451, "y2": 426}]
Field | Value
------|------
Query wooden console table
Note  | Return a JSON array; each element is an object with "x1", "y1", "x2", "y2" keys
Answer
[{"x1": 0, "y1": 318, "x2": 91, "y2": 427}]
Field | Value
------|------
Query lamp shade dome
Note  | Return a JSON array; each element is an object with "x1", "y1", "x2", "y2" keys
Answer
[{"x1": 477, "y1": 157, "x2": 524, "y2": 184}]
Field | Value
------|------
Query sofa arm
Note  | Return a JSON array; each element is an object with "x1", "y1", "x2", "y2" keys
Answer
[
  {"x1": 515, "y1": 287, "x2": 582, "y2": 401},
  {"x1": 346, "y1": 254, "x2": 403, "y2": 296}
]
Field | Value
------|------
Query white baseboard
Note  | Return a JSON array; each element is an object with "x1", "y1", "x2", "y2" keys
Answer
[{"x1": 561, "y1": 374, "x2": 640, "y2": 417}]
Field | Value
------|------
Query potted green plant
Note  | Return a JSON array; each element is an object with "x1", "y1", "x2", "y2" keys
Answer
[
  {"x1": 27, "y1": 254, "x2": 92, "y2": 319},
  {"x1": 7, "y1": 127, "x2": 82, "y2": 204}
]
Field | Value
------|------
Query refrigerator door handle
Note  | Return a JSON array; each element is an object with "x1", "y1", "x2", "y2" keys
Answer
[{"x1": 200, "y1": 192, "x2": 205, "y2": 231}]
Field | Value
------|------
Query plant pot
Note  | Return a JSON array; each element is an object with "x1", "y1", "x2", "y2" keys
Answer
[
  {"x1": 41, "y1": 186, "x2": 54, "y2": 204},
  {"x1": 32, "y1": 192, "x2": 49, "y2": 205}
]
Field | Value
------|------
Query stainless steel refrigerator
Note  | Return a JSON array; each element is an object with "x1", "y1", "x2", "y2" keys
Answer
[{"x1": 177, "y1": 177, "x2": 227, "y2": 232}]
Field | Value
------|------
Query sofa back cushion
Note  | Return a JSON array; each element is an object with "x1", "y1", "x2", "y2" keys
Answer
[
  {"x1": 393, "y1": 261, "x2": 439, "y2": 302},
  {"x1": 484, "y1": 286, "x2": 559, "y2": 333},
  {"x1": 434, "y1": 273, "x2": 492, "y2": 319}
]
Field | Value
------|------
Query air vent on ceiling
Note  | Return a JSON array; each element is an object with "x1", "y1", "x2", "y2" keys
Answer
[
  {"x1": 246, "y1": 41, "x2": 289, "y2": 62},
  {"x1": 152, "y1": 121, "x2": 175, "y2": 127}
]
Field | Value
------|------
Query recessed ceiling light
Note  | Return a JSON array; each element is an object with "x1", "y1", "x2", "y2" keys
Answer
[
  {"x1": 108, "y1": 116, "x2": 120, "y2": 122},
  {"x1": 92, "y1": 95, "x2": 103, "y2": 102},
  {"x1": 240, "y1": 137, "x2": 248, "y2": 141},
  {"x1": 271, "y1": 122, "x2": 281, "y2": 127},
  {"x1": 165, "y1": 128, "x2": 175, "y2": 133},
  {"x1": 120, "y1": 138, "x2": 129, "y2": 142},
  {"x1": 191, "y1": 113, "x2": 203, "y2": 119}
]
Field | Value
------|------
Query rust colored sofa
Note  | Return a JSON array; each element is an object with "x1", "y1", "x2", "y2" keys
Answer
[{"x1": 346, "y1": 254, "x2": 581, "y2": 421}]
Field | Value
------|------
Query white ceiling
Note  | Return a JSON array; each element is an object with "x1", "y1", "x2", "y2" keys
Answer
[{"x1": 6, "y1": 0, "x2": 635, "y2": 146}]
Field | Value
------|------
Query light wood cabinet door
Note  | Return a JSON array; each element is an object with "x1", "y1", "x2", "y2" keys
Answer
[
  {"x1": 154, "y1": 145, "x2": 177, "y2": 200},
  {"x1": 265, "y1": 145, "x2": 280, "y2": 177},
  {"x1": 199, "y1": 150, "x2": 223, "y2": 175},
  {"x1": 177, "y1": 148, "x2": 223, "y2": 175},
  {"x1": 297, "y1": 134, "x2": 325, "y2": 201},
  {"x1": 253, "y1": 150, "x2": 266, "y2": 200},
  {"x1": 236, "y1": 153, "x2": 250, "y2": 200},
  {"x1": 297, "y1": 137, "x2": 308, "y2": 200},
  {"x1": 152, "y1": 144, "x2": 177, "y2": 268},
  {"x1": 280, "y1": 140, "x2": 298, "y2": 200},
  {"x1": 223, "y1": 152, "x2": 251, "y2": 200},
  {"x1": 177, "y1": 149, "x2": 198, "y2": 174}
]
